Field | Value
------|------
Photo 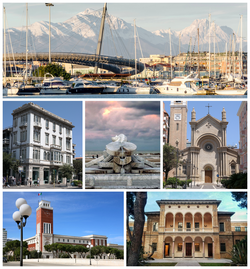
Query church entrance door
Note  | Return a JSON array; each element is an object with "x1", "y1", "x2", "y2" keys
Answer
[{"x1": 205, "y1": 170, "x2": 212, "y2": 183}]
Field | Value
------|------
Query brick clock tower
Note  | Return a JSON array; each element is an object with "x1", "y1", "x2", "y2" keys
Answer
[
  {"x1": 36, "y1": 200, "x2": 53, "y2": 254},
  {"x1": 169, "y1": 100, "x2": 188, "y2": 150}
]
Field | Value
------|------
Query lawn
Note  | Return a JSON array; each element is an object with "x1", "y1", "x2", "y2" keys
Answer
[{"x1": 143, "y1": 263, "x2": 177, "y2": 266}]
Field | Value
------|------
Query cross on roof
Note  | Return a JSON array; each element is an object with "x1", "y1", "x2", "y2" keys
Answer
[{"x1": 206, "y1": 103, "x2": 212, "y2": 114}]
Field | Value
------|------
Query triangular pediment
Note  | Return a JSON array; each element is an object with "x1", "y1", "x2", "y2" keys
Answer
[{"x1": 196, "y1": 114, "x2": 221, "y2": 125}]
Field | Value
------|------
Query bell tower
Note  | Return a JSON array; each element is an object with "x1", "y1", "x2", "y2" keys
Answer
[
  {"x1": 169, "y1": 101, "x2": 188, "y2": 150},
  {"x1": 36, "y1": 200, "x2": 53, "y2": 252}
]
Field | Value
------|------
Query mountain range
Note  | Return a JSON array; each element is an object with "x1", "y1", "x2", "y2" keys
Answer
[{"x1": 5, "y1": 8, "x2": 247, "y2": 59}]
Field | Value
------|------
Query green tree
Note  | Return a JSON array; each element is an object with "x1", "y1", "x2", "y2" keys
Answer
[
  {"x1": 33, "y1": 63, "x2": 71, "y2": 80},
  {"x1": 163, "y1": 144, "x2": 179, "y2": 182},
  {"x1": 73, "y1": 159, "x2": 82, "y2": 180},
  {"x1": 59, "y1": 164, "x2": 74, "y2": 181},
  {"x1": 230, "y1": 236, "x2": 247, "y2": 265},
  {"x1": 74, "y1": 245, "x2": 88, "y2": 258},
  {"x1": 221, "y1": 173, "x2": 247, "y2": 189},
  {"x1": 29, "y1": 250, "x2": 42, "y2": 258},
  {"x1": 127, "y1": 192, "x2": 147, "y2": 266},
  {"x1": 3, "y1": 152, "x2": 13, "y2": 177},
  {"x1": 231, "y1": 192, "x2": 247, "y2": 209},
  {"x1": 3, "y1": 240, "x2": 28, "y2": 261}
]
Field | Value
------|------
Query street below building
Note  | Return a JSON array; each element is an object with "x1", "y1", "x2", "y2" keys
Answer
[
  {"x1": 2, "y1": 184, "x2": 81, "y2": 189},
  {"x1": 188, "y1": 183, "x2": 225, "y2": 189}
]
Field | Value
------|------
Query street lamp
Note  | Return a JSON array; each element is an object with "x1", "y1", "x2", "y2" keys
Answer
[
  {"x1": 87, "y1": 242, "x2": 93, "y2": 265},
  {"x1": 12, "y1": 198, "x2": 32, "y2": 266},
  {"x1": 45, "y1": 3, "x2": 54, "y2": 63}
]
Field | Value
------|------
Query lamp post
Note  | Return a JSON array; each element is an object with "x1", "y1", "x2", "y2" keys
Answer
[
  {"x1": 45, "y1": 3, "x2": 54, "y2": 63},
  {"x1": 12, "y1": 198, "x2": 32, "y2": 266},
  {"x1": 87, "y1": 242, "x2": 93, "y2": 265}
]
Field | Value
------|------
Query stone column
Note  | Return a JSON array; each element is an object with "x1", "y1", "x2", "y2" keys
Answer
[
  {"x1": 182, "y1": 241, "x2": 184, "y2": 258},
  {"x1": 192, "y1": 214, "x2": 194, "y2": 232},
  {"x1": 173, "y1": 214, "x2": 175, "y2": 232},
  {"x1": 172, "y1": 240, "x2": 175, "y2": 258},
  {"x1": 203, "y1": 241, "x2": 205, "y2": 258},
  {"x1": 212, "y1": 241, "x2": 214, "y2": 258},
  {"x1": 163, "y1": 241, "x2": 165, "y2": 258},
  {"x1": 202, "y1": 214, "x2": 204, "y2": 232},
  {"x1": 183, "y1": 215, "x2": 185, "y2": 232},
  {"x1": 193, "y1": 240, "x2": 195, "y2": 258}
]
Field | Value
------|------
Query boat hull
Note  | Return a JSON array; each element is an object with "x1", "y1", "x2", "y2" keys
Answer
[{"x1": 67, "y1": 86, "x2": 104, "y2": 94}]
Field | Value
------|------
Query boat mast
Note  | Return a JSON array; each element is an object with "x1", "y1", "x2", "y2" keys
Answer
[
  {"x1": 225, "y1": 43, "x2": 227, "y2": 75},
  {"x1": 209, "y1": 14, "x2": 211, "y2": 78},
  {"x1": 198, "y1": 27, "x2": 200, "y2": 78},
  {"x1": 179, "y1": 33, "x2": 181, "y2": 76},
  {"x1": 213, "y1": 21, "x2": 215, "y2": 79},
  {"x1": 240, "y1": 15, "x2": 243, "y2": 77},
  {"x1": 134, "y1": 19, "x2": 137, "y2": 84},
  {"x1": 233, "y1": 33, "x2": 235, "y2": 76},
  {"x1": 3, "y1": 7, "x2": 6, "y2": 86},
  {"x1": 94, "y1": 3, "x2": 107, "y2": 74},
  {"x1": 169, "y1": 28, "x2": 172, "y2": 79},
  {"x1": 189, "y1": 37, "x2": 192, "y2": 73},
  {"x1": 26, "y1": 3, "x2": 28, "y2": 82}
]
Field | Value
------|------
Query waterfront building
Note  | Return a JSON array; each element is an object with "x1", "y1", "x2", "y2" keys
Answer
[
  {"x1": 25, "y1": 200, "x2": 108, "y2": 258},
  {"x1": 168, "y1": 101, "x2": 240, "y2": 183},
  {"x1": 3, "y1": 228, "x2": 7, "y2": 248},
  {"x1": 8, "y1": 102, "x2": 75, "y2": 185},
  {"x1": 128, "y1": 199, "x2": 247, "y2": 259},
  {"x1": 237, "y1": 101, "x2": 247, "y2": 173}
]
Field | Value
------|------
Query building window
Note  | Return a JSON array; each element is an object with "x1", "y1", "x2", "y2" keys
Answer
[
  {"x1": 13, "y1": 117, "x2": 18, "y2": 127},
  {"x1": 66, "y1": 155, "x2": 71, "y2": 164},
  {"x1": 46, "y1": 119, "x2": 49, "y2": 129},
  {"x1": 59, "y1": 137, "x2": 62, "y2": 147},
  {"x1": 182, "y1": 165, "x2": 187, "y2": 175},
  {"x1": 79, "y1": 240, "x2": 81, "y2": 243},
  {"x1": 195, "y1": 222, "x2": 199, "y2": 231},
  {"x1": 67, "y1": 239, "x2": 69, "y2": 242},
  {"x1": 33, "y1": 149, "x2": 40, "y2": 160},
  {"x1": 186, "y1": 222, "x2": 191, "y2": 231},
  {"x1": 63, "y1": 239, "x2": 65, "y2": 242},
  {"x1": 178, "y1": 222, "x2": 183, "y2": 231},
  {"x1": 58, "y1": 239, "x2": 60, "y2": 242},
  {"x1": 34, "y1": 115, "x2": 41, "y2": 124},
  {"x1": 20, "y1": 130, "x2": 27, "y2": 142},
  {"x1": 45, "y1": 133, "x2": 49, "y2": 145},
  {"x1": 21, "y1": 148, "x2": 26, "y2": 160},
  {"x1": 52, "y1": 135, "x2": 56, "y2": 145},
  {"x1": 176, "y1": 123, "x2": 179, "y2": 130},
  {"x1": 21, "y1": 114, "x2": 27, "y2": 124},
  {"x1": 13, "y1": 151, "x2": 16, "y2": 159},
  {"x1": 53, "y1": 123, "x2": 56, "y2": 131},
  {"x1": 195, "y1": 243, "x2": 200, "y2": 251},
  {"x1": 33, "y1": 128, "x2": 41, "y2": 142},
  {"x1": 220, "y1": 243, "x2": 226, "y2": 252},
  {"x1": 13, "y1": 132, "x2": 17, "y2": 144},
  {"x1": 66, "y1": 138, "x2": 70, "y2": 150},
  {"x1": 235, "y1": 227, "x2": 241, "y2": 232},
  {"x1": 153, "y1": 222, "x2": 158, "y2": 232},
  {"x1": 66, "y1": 128, "x2": 70, "y2": 136},
  {"x1": 73, "y1": 240, "x2": 75, "y2": 243},
  {"x1": 231, "y1": 164, "x2": 236, "y2": 174},
  {"x1": 177, "y1": 243, "x2": 182, "y2": 251},
  {"x1": 59, "y1": 125, "x2": 62, "y2": 134},
  {"x1": 152, "y1": 243, "x2": 157, "y2": 252},
  {"x1": 43, "y1": 223, "x2": 51, "y2": 234},
  {"x1": 219, "y1": 223, "x2": 225, "y2": 232},
  {"x1": 51, "y1": 151, "x2": 62, "y2": 162}
]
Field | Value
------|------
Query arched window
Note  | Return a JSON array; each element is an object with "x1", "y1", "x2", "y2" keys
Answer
[
  {"x1": 231, "y1": 164, "x2": 236, "y2": 174},
  {"x1": 176, "y1": 123, "x2": 179, "y2": 131}
]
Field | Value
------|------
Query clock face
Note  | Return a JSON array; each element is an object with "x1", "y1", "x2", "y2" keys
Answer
[{"x1": 174, "y1": 113, "x2": 181, "y2": 121}]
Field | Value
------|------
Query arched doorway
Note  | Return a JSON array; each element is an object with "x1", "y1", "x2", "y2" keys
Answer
[
  {"x1": 204, "y1": 166, "x2": 213, "y2": 183},
  {"x1": 164, "y1": 236, "x2": 173, "y2": 258}
]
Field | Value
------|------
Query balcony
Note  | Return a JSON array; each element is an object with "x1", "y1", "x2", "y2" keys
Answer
[
  {"x1": 164, "y1": 227, "x2": 213, "y2": 233},
  {"x1": 19, "y1": 122, "x2": 28, "y2": 128},
  {"x1": 33, "y1": 121, "x2": 42, "y2": 128},
  {"x1": 50, "y1": 144, "x2": 62, "y2": 150},
  {"x1": 3, "y1": 138, "x2": 10, "y2": 145}
]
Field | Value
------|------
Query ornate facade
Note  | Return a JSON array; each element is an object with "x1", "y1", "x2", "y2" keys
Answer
[{"x1": 139, "y1": 199, "x2": 246, "y2": 259}]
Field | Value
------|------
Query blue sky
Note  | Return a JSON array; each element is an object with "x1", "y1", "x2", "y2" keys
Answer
[
  {"x1": 145, "y1": 192, "x2": 247, "y2": 221},
  {"x1": 3, "y1": 2, "x2": 247, "y2": 36},
  {"x1": 164, "y1": 101, "x2": 242, "y2": 148},
  {"x1": 3, "y1": 192, "x2": 124, "y2": 245},
  {"x1": 3, "y1": 101, "x2": 82, "y2": 157}
]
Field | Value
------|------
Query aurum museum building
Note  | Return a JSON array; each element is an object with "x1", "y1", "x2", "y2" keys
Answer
[{"x1": 142, "y1": 200, "x2": 246, "y2": 259}]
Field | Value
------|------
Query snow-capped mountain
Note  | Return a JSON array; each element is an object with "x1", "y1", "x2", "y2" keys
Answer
[{"x1": 5, "y1": 8, "x2": 247, "y2": 58}]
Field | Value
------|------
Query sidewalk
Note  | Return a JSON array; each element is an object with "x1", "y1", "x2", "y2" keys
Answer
[{"x1": 3, "y1": 184, "x2": 81, "y2": 189}]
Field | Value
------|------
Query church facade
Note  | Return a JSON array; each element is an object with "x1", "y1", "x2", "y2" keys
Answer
[{"x1": 168, "y1": 101, "x2": 240, "y2": 184}]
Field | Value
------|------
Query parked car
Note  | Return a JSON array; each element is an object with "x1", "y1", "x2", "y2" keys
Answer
[{"x1": 3, "y1": 257, "x2": 7, "y2": 263}]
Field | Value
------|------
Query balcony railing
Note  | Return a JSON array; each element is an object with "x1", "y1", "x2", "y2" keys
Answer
[
  {"x1": 3, "y1": 138, "x2": 10, "y2": 144},
  {"x1": 33, "y1": 121, "x2": 42, "y2": 128},
  {"x1": 165, "y1": 227, "x2": 213, "y2": 232},
  {"x1": 50, "y1": 144, "x2": 62, "y2": 150}
]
